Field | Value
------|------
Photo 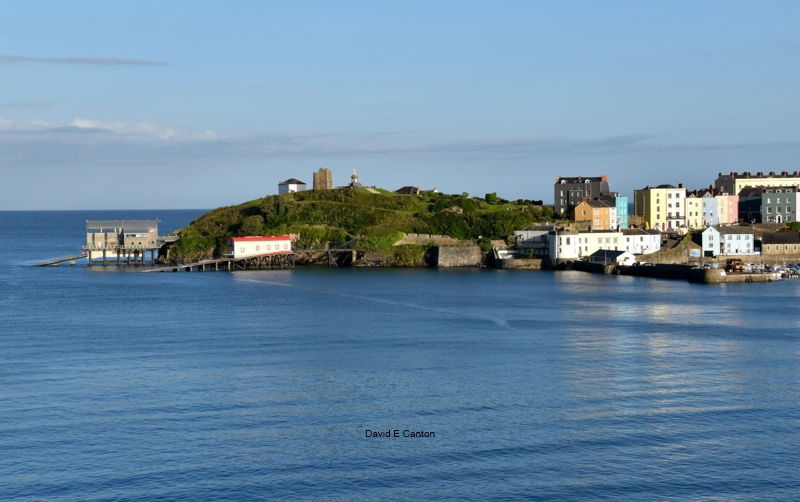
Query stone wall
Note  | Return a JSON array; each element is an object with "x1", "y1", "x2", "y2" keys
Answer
[
  {"x1": 395, "y1": 233, "x2": 463, "y2": 247},
  {"x1": 434, "y1": 246, "x2": 483, "y2": 267}
]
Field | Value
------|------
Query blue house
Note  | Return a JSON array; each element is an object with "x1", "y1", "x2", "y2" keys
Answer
[{"x1": 599, "y1": 193, "x2": 629, "y2": 229}]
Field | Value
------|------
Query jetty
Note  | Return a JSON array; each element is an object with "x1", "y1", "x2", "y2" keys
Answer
[
  {"x1": 144, "y1": 252, "x2": 295, "y2": 272},
  {"x1": 33, "y1": 254, "x2": 86, "y2": 267}
]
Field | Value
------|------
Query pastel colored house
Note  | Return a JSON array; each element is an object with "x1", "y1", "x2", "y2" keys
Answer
[
  {"x1": 701, "y1": 226, "x2": 755, "y2": 257},
  {"x1": 684, "y1": 191, "x2": 705, "y2": 229},
  {"x1": 761, "y1": 186, "x2": 800, "y2": 224},
  {"x1": 599, "y1": 193, "x2": 628, "y2": 229},
  {"x1": 715, "y1": 170, "x2": 800, "y2": 196},
  {"x1": 227, "y1": 236, "x2": 292, "y2": 258},
  {"x1": 573, "y1": 199, "x2": 616, "y2": 230},
  {"x1": 633, "y1": 184, "x2": 687, "y2": 231}
]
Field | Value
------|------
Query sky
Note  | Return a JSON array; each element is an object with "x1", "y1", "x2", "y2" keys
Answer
[{"x1": 1, "y1": 1, "x2": 799, "y2": 209}]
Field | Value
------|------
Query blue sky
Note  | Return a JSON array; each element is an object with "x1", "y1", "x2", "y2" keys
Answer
[{"x1": 1, "y1": 1, "x2": 798, "y2": 209}]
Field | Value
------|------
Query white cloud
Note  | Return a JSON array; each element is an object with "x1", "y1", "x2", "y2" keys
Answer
[{"x1": 0, "y1": 117, "x2": 219, "y2": 141}]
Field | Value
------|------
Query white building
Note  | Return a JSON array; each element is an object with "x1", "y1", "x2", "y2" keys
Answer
[
  {"x1": 228, "y1": 236, "x2": 292, "y2": 258},
  {"x1": 548, "y1": 230, "x2": 625, "y2": 260},
  {"x1": 701, "y1": 226, "x2": 756, "y2": 257},
  {"x1": 514, "y1": 226, "x2": 560, "y2": 257},
  {"x1": 620, "y1": 229, "x2": 662, "y2": 255},
  {"x1": 589, "y1": 249, "x2": 636, "y2": 266},
  {"x1": 278, "y1": 178, "x2": 307, "y2": 194}
]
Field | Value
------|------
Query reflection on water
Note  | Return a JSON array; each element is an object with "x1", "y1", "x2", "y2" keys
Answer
[{"x1": 2, "y1": 213, "x2": 800, "y2": 501}]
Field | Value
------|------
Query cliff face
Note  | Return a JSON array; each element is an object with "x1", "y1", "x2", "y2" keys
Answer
[{"x1": 171, "y1": 188, "x2": 555, "y2": 262}]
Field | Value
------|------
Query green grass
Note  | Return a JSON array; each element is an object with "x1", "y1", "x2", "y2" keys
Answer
[{"x1": 171, "y1": 188, "x2": 557, "y2": 260}]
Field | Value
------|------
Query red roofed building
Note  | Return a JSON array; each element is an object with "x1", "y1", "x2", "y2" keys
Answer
[{"x1": 227, "y1": 236, "x2": 292, "y2": 258}]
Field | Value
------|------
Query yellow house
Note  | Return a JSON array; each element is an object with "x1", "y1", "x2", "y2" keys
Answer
[
  {"x1": 684, "y1": 191, "x2": 704, "y2": 229},
  {"x1": 633, "y1": 184, "x2": 687, "y2": 231},
  {"x1": 574, "y1": 199, "x2": 616, "y2": 230}
]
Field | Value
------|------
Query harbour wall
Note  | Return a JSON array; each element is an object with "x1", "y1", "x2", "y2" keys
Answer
[{"x1": 434, "y1": 246, "x2": 483, "y2": 267}]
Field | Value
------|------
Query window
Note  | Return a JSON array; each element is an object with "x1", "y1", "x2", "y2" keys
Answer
[
  {"x1": 566, "y1": 237, "x2": 571, "y2": 245},
  {"x1": 255, "y1": 245, "x2": 260, "y2": 251}
]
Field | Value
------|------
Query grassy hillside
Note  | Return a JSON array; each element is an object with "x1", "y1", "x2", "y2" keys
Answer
[{"x1": 171, "y1": 188, "x2": 557, "y2": 261}]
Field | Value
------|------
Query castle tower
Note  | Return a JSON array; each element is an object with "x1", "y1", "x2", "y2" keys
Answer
[{"x1": 312, "y1": 168, "x2": 333, "y2": 190}]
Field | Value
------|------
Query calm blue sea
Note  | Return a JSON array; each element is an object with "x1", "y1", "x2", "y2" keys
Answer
[{"x1": 1, "y1": 210, "x2": 799, "y2": 501}]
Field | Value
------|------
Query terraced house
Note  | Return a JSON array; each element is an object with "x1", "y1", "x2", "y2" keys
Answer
[
  {"x1": 761, "y1": 186, "x2": 800, "y2": 224},
  {"x1": 573, "y1": 199, "x2": 616, "y2": 230},
  {"x1": 633, "y1": 184, "x2": 686, "y2": 231},
  {"x1": 553, "y1": 175, "x2": 610, "y2": 216}
]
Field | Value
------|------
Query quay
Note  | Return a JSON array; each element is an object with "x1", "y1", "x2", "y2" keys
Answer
[{"x1": 569, "y1": 261, "x2": 779, "y2": 284}]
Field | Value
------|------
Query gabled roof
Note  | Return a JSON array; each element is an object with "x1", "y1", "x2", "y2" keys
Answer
[
  {"x1": 621, "y1": 228, "x2": 660, "y2": 236},
  {"x1": 761, "y1": 232, "x2": 800, "y2": 244},
  {"x1": 279, "y1": 178, "x2": 306, "y2": 185},
  {"x1": 705, "y1": 225, "x2": 754, "y2": 235},
  {"x1": 577, "y1": 200, "x2": 612, "y2": 208}
]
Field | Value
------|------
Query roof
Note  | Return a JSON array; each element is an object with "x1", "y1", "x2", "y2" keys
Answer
[
  {"x1": 706, "y1": 225, "x2": 754, "y2": 235},
  {"x1": 760, "y1": 232, "x2": 800, "y2": 244},
  {"x1": 231, "y1": 235, "x2": 292, "y2": 242},
  {"x1": 621, "y1": 228, "x2": 661, "y2": 236},
  {"x1": 279, "y1": 178, "x2": 306, "y2": 185},
  {"x1": 395, "y1": 186, "x2": 421, "y2": 194},
  {"x1": 556, "y1": 176, "x2": 607, "y2": 183},
  {"x1": 738, "y1": 186, "x2": 766, "y2": 197},
  {"x1": 86, "y1": 220, "x2": 158, "y2": 232},
  {"x1": 577, "y1": 200, "x2": 612, "y2": 208},
  {"x1": 726, "y1": 171, "x2": 800, "y2": 179},
  {"x1": 763, "y1": 186, "x2": 800, "y2": 193},
  {"x1": 589, "y1": 249, "x2": 628, "y2": 258}
]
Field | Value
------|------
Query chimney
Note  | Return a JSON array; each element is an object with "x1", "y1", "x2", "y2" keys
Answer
[
  {"x1": 782, "y1": 171, "x2": 789, "y2": 177},
  {"x1": 757, "y1": 171, "x2": 764, "y2": 177},
  {"x1": 769, "y1": 171, "x2": 776, "y2": 177},
  {"x1": 678, "y1": 183, "x2": 684, "y2": 188},
  {"x1": 601, "y1": 175, "x2": 608, "y2": 181}
]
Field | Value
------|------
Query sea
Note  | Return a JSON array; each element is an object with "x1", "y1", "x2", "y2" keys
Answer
[{"x1": 1, "y1": 210, "x2": 799, "y2": 501}]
